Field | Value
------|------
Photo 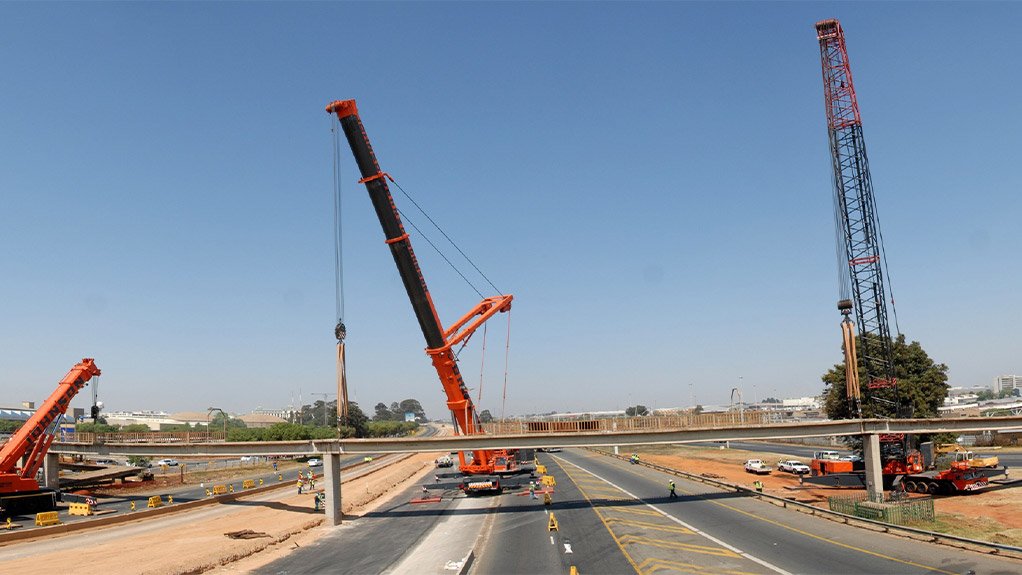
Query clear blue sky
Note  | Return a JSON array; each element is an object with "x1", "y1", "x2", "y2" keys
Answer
[{"x1": 2, "y1": 2, "x2": 1019, "y2": 420}]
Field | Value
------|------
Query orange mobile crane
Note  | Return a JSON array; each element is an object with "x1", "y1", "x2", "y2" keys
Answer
[
  {"x1": 326, "y1": 100, "x2": 516, "y2": 492},
  {"x1": 0, "y1": 358, "x2": 101, "y2": 515}
]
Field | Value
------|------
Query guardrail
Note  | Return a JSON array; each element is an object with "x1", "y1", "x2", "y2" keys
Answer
[
  {"x1": 482, "y1": 412, "x2": 776, "y2": 435},
  {"x1": 591, "y1": 448, "x2": 1022, "y2": 560},
  {"x1": 63, "y1": 431, "x2": 227, "y2": 444}
]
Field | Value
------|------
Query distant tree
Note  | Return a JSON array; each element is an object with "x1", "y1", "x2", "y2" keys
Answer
[
  {"x1": 75, "y1": 422, "x2": 119, "y2": 433},
  {"x1": 479, "y1": 409, "x2": 494, "y2": 423},
  {"x1": 121, "y1": 424, "x2": 151, "y2": 433},
  {"x1": 398, "y1": 399, "x2": 427, "y2": 421},
  {"x1": 0, "y1": 420, "x2": 22, "y2": 433},
  {"x1": 127, "y1": 455, "x2": 150, "y2": 467},
  {"x1": 693, "y1": 405, "x2": 704, "y2": 415},
  {"x1": 339, "y1": 402, "x2": 369, "y2": 438},
  {"x1": 977, "y1": 389, "x2": 994, "y2": 401},
  {"x1": 625, "y1": 405, "x2": 649, "y2": 417},
  {"x1": 822, "y1": 334, "x2": 948, "y2": 420},
  {"x1": 374, "y1": 402, "x2": 394, "y2": 421},
  {"x1": 762, "y1": 397, "x2": 781, "y2": 404}
]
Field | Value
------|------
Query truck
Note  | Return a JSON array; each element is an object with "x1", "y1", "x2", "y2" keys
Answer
[
  {"x1": 805, "y1": 442, "x2": 1004, "y2": 493},
  {"x1": 0, "y1": 359, "x2": 102, "y2": 515},
  {"x1": 935, "y1": 443, "x2": 1000, "y2": 468},
  {"x1": 898, "y1": 462, "x2": 990, "y2": 495}
]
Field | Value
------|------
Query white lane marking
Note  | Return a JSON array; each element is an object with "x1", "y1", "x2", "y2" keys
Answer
[
  {"x1": 550, "y1": 535, "x2": 555, "y2": 545},
  {"x1": 555, "y1": 455, "x2": 791, "y2": 575}
]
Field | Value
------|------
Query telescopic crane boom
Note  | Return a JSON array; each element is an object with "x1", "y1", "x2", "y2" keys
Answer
[
  {"x1": 326, "y1": 100, "x2": 514, "y2": 476},
  {"x1": 0, "y1": 358, "x2": 101, "y2": 512}
]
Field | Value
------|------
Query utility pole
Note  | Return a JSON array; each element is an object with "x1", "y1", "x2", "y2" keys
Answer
[{"x1": 311, "y1": 393, "x2": 336, "y2": 427}]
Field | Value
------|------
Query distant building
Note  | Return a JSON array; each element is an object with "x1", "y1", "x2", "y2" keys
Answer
[
  {"x1": 104, "y1": 411, "x2": 175, "y2": 431},
  {"x1": 238, "y1": 413, "x2": 286, "y2": 428},
  {"x1": 251, "y1": 407, "x2": 299, "y2": 422},
  {"x1": 170, "y1": 411, "x2": 217, "y2": 427},
  {"x1": 993, "y1": 375, "x2": 1022, "y2": 395}
]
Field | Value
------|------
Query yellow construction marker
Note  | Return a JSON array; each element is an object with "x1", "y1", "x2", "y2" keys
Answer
[
  {"x1": 548, "y1": 513, "x2": 559, "y2": 531},
  {"x1": 130, "y1": 501, "x2": 136, "y2": 511},
  {"x1": 544, "y1": 492, "x2": 552, "y2": 506},
  {"x1": 168, "y1": 495, "x2": 174, "y2": 504}
]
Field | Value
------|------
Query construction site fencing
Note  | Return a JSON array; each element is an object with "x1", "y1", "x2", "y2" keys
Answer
[
  {"x1": 59, "y1": 431, "x2": 228, "y2": 444},
  {"x1": 827, "y1": 492, "x2": 935, "y2": 526},
  {"x1": 481, "y1": 411, "x2": 774, "y2": 435}
]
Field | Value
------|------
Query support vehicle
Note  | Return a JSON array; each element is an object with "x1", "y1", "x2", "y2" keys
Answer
[
  {"x1": 0, "y1": 359, "x2": 101, "y2": 515},
  {"x1": 744, "y1": 460, "x2": 771, "y2": 475}
]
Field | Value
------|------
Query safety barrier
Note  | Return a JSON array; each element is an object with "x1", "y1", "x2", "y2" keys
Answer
[
  {"x1": 212, "y1": 484, "x2": 228, "y2": 495},
  {"x1": 540, "y1": 475, "x2": 556, "y2": 487},
  {"x1": 147, "y1": 496, "x2": 163, "y2": 508},
  {"x1": 242, "y1": 479, "x2": 255, "y2": 489},
  {"x1": 536, "y1": 464, "x2": 547, "y2": 474},
  {"x1": 35, "y1": 512, "x2": 61, "y2": 526},
  {"x1": 68, "y1": 502, "x2": 93, "y2": 516}
]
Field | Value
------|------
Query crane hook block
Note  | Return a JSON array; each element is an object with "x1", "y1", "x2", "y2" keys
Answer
[{"x1": 335, "y1": 321, "x2": 347, "y2": 342}]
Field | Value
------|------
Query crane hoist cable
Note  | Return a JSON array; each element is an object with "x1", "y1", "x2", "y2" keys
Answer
[{"x1": 331, "y1": 115, "x2": 350, "y2": 420}]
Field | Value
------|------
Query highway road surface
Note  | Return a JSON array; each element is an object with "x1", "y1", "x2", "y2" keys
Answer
[{"x1": 257, "y1": 448, "x2": 1020, "y2": 574}]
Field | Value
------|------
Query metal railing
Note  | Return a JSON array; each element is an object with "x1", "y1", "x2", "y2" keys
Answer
[
  {"x1": 481, "y1": 412, "x2": 776, "y2": 435},
  {"x1": 61, "y1": 431, "x2": 227, "y2": 444},
  {"x1": 827, "y1": 492, "x2": 935, "y2": 526}
]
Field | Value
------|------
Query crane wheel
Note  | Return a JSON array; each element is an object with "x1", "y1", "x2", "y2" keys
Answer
[
  {"x1": 926, "y1": 482, "x2": 940, "y2": 494},
  {"x1": 904, "y1": 481, "x2": 917, "y2": 493}
]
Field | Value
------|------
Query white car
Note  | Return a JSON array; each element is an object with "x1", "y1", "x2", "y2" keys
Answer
[
  {"x1": 777, "y1": 460, "x2": 811, "y2": 474},
  {"x1": 155, "y1": 458, "x2": 179, "y2": 467},
  {"x1": 307, "y1": 458, "x2": 323, "y2": 467},
  {"x1": 744, "y1": 459, "x2": 772, "y2": 475}
]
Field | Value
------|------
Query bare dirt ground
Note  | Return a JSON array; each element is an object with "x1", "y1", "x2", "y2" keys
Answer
[
  {"x1": 633, "y1": 445, "x2": 1022, "y2": 547},
  {"x1": 0, "y1": 453, "x2": 442, "y2": 575}
]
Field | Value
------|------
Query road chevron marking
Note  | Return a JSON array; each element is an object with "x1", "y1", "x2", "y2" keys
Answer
[
  {"x1": 604, "y1": 517, "x2": 696, "y2": 534},
  {"x1": 554, "y1": 455, "x2": 791, "y2": 575},
  {"x1": 637, "y1": 556, "x2": 762, "y2": 575},
  {"x1": 617, "y1": 534, "x2": 740, "y2": 558}
]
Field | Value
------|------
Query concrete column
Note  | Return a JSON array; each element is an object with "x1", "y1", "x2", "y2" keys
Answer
[
  {"x1": 862, "y1": 433, "x2": 883, "y2": 501},
  {"x1": 43, "y1": 453, "x2": 61, "y2": 489},
  {"x1": 323, "y1": 452, "x2": 342, "y2": 526}
]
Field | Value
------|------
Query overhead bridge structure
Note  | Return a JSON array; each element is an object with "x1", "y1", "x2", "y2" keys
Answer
[{"x1": 48, "y1": 416, "x2": 1022, "y2": 527}]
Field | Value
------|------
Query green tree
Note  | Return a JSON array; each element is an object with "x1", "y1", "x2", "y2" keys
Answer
[
  {"x1": 373, "y1": 402, "x2": 394, "y2": 421},
  {"x1": 822, "y1": 334, "x2": 949, "y2": 420},
  {"x1": 76, "y1": 421, "x2": 119, "y2": 433},
  {"x1": 121, "y1": 424, "x2": 151, "y2": 433},
  {"x1": 397, "y1": 399, "x2": 427, "y2": 421},
  {"x1": 625, "y1": 405, "x2": 649, "y2": 417},
  {"x1": 0, "y1": 420, "x2": 22, "y2": 433},
  {"x1": 339, "y1": 402, "x2": 369, "y2": 438}
]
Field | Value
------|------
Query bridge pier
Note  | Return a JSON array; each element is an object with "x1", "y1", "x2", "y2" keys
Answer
[
  {"x1": 323, "y1": 452, "x2": 342, "y2": 526},
  {"x1": 43, "y1": 453, "x2": 60, "y2": 489},
  {"x1": 862, "y1": 433, "x2": 883, "y2": 501}
]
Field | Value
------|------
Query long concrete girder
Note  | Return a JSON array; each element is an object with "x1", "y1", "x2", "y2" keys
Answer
[{"x1": 48, "y1": 416, "x2": 1022, "y2": 457}]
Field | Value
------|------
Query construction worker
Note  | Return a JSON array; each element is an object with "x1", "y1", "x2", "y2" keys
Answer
[
  {"x1": 753, "y1": 480, "x2": 763, "y2": 493},
  {"x1": 529, "y1": 480, "x2": 537, "y2": 500},
  {"x1": 668, "y1": 479, "x2": 677, "y2": 499},
  {"x1": 630, "y1": 453, "x2": 639, "y2": 465},
  {"x1": 297, "y1": 479, "x2": 303, "y2": 494}
]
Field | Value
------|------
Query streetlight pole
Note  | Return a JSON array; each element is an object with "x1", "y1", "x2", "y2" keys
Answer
[{"x1": 207, "y1": 407, "x2": 227, "y2": 439}]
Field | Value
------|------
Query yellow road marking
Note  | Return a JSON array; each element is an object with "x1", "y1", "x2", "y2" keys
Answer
[
  {"x1": 637, "y1": 557, "x2": 761, "y2": 575},
  {"x1": 605, "y1": 517, "x2": 695, "y2": 534},
  {"x1": 615, "y1": 458, "x2": 961, "y2": 575},
  {"x1": 558, "y1": 462, "x2": 643, "y2": 573},
  {"x1": 597, "y1": 505, "x2": 666, "y2": 517},
  {"x1": 618, "y1": 534, "x2": 741, "y2": 557}
]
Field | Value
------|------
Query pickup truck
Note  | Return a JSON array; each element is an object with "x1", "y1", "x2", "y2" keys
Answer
[
  {"x1": 744, "y1": 459, "x2": 772, "y2": 475},
  {"x1": 777, "y1": 460, "x2": 811, "y2": 474}
]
